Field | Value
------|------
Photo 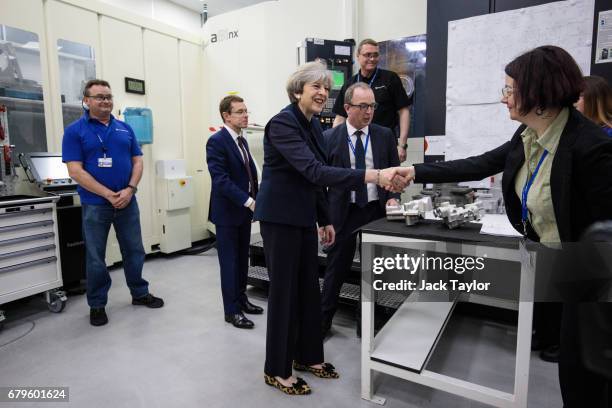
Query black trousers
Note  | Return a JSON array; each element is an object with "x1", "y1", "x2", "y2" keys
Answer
[
  {"x1": 215, "y1": 222, "x2": 251, "y2": 315},
  {"x1": 559, "y1": 303, "x2": 611, "y2": 407},
  {"x1": 321, "y1": 202, "x2": 384, "y2": 323},
  {"x1": 260, "y1": 221, "x2": 324, "y2": 378}
]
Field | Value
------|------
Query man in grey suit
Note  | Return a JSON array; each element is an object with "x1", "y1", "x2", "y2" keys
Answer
[{"x1": 321, "y1": 82, "x2": 401, "y2": 335}]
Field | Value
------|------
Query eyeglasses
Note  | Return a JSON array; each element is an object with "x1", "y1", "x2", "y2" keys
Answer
[
  {"x1": 87, "y1": 94, "x2": 113, "y2": 102},
  {"x1": 231, "y1": 110, "x2": 249, "y2": 116},
  {"x1": 348, "y1": 103, "x2": 378, "y2": 111},
  {"x1": 501, "y1": 86, "x2": 514, "y2": 98},
  {"x1": 360, "y1": 52, "x2": 379, "y2": 60}
]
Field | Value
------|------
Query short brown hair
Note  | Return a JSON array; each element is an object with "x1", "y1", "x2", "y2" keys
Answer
[
  {"x1": 357, "y1": 38, "x2": 378, "y2": 55},
  {"x1": 581, "y1": 75, "x2": 612, "y2": 128},
  {"x1": 219, "y1": 95, "x2": 244, "y2": 122},
  {"x1": 504, "y1": 45, "x2": 584, "y2": 116},
  {"x1": 345, "y1": 82, "x2": 372, "y2": 104},
  {"x1": 83, "y1": 79, "x2": 111, "y2": 97}
]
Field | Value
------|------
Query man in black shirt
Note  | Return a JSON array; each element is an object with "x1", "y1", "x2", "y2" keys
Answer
[{"x1": 332, "y1": 38, "x2": 412, "y2": 162}]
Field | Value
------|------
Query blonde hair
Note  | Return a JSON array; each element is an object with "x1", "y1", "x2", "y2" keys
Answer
[{"x1": 286, "y1": 61, "x2": 331, "y2": 103}]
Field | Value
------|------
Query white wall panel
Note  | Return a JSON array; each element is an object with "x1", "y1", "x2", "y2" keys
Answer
[
  {"x1": 358, "y1": 0, "x2": 427, "y2": 41},
  {"x1": 99, "y1": 16, "x2": 146, "y2": 108},
  {"x1": 143, "y1": 30, "x2": 183, "y2": 246},
  {"x1": 0, "y1": 0, "x2": 45, "y2": 34},
  {"x1": 179, "y1": 41, "x2": 210, "y2": 241},
  {"x1": 143, "y1": 30, "x2": 183, "y2": 159}
]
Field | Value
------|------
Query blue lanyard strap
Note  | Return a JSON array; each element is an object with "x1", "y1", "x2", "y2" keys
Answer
[
  {"x1": 357, "y1": 67, "x2": 378, "y2": 86},
  {"x1": 521, "y1": 150, "x2": 549, "y2": 232},
  {"x1": 89, "y1": 119, "x2": 113, "y2": 153},
  {"x1": 346, "y1": 132, "x2": 370, "y2": 159}
]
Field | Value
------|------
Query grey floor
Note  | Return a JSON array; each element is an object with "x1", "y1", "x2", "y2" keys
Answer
[{"x1": 0, "y1": 248, "x2": 562, "y2": 408}]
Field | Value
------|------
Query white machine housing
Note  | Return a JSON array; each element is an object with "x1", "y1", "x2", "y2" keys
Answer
[{"x1": 156, "y1": 160, "x2": 194, "y2": 253}]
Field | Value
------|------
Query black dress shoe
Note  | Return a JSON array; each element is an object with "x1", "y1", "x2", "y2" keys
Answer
[
  {"x1": 225, "y1": 312, "x2": 254, "y2": 329},
  {"x1": 241, "y1": 300, "x2": 264, "y2": 314},
  {"x1": 540, "y1": 345, "x2": 560, "y2": 363},
  {"x1": 90, "y1": 308, "x2": 108, "y2": 326},
  {"x1": 132, "y1": 293, "x2": 164, "y2": 308}
]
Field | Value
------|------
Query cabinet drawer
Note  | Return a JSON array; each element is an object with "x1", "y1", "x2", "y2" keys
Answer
[
  {"x1": 0, "y1": 233, "x2": 56, "y2": 254},
  {"x1": 0, "y1": 208, "x2": 53, "y2": 228},
  {"x1": 0, "y1": 257, "x2": 59, "y2": 297},
  {"x1": 0, "y1": 244, "x2": 57, "y2": 268},
  {"x1": 0, "y1": 221, "x2": 55, "y2": 241}
]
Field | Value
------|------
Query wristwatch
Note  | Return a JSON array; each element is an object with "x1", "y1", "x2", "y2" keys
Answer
[
  {"x1": 399, "y1": 143, "x2": 408, "y2": 150},
  {"x1": 128, "y1": 184, "x2": 138, "y2": 193}
]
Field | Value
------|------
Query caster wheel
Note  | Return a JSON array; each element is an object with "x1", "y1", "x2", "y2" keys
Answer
[{"x1": 48, "y1": 299, "x2": 66, "y2": 313}]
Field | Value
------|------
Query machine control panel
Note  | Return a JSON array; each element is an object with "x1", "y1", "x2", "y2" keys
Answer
[{"x1": 23, "y1": 153, "x2": 75, "y2": 192}]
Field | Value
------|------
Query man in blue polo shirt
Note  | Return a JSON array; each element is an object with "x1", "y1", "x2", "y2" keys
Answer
[{"x1": 62, "y1": 79, "x2": 163, "y2": 326}]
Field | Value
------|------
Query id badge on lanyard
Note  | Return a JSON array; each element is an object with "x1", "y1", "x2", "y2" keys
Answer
[
  {"x1": 98, "y1": 157, "x2": 113, "y2": 168},
  {"x1": 95, "y1": 123, "x2": 113, "y2": 168}
]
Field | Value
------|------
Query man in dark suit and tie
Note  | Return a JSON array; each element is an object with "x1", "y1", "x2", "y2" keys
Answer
[
  {"x1": 206, "y1": 95, "x2": 263, "y2": 329},
  {"x1": 321, "y1": 83, "x2": 401, "y2": 335}
]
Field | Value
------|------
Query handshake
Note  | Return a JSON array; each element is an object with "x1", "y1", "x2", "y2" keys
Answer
[{"x1": 374, "y1": 166, "x2": 415, "y2": 193}]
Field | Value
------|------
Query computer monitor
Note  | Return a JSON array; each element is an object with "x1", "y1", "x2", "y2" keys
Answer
[{"x1": 25, "y1": 153, "x2": 72, "y2": 187}]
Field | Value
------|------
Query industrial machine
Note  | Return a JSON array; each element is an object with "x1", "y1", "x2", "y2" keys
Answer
[
  {"x1": 0, "y1": 149, "x2": 66, "y2": 328},
  {"x1": 298, "y1": 38, "x2": 354, "y2": 130},
  {"x1": 21, "y1": 153, "x2": 85, "y2": 292},
  {"x1": 0, "y1": 100, "x2": 65, "y2": 327}
]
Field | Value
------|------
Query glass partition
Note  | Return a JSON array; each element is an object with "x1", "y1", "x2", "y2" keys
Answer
[
  {"x1": 0, "y1": 24, "x2": 47, "y2": 154},
  {"x1": 57, "y1": 38, "x2": 95, "y2": 128}
]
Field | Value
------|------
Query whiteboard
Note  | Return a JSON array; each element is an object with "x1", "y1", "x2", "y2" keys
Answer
[{"x1": 445, "y1": 0, "x2": 595, "y2": 163}]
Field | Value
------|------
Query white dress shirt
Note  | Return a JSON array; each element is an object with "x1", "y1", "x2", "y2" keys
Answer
[
  {"x1": 346, "y1": 122, "x2": 378, "y2": 203},
  {"x1": 225, "y1": 126, "x2": 254, "y2": 208}
]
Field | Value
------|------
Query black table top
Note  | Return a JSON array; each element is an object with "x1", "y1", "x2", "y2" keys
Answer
[{"x1": 360, "y1": 218, "x2": 521, "y2": 250}]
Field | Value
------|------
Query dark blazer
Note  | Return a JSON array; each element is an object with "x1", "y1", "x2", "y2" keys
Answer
[
  {"x1": 414, "y1": 108, "x2": 612, "y2": 242},
  {"x1": 206, "y1": 127, "x2": 258, "y2": 227},
  {"x1": 253, "y1": 103, "x2": 365, "y2": 228},
  {"x1": 325, "y1": 123, "x2": 401, "y2": 232}
]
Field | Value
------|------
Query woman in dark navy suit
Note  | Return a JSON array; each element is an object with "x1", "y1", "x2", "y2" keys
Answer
[{"x1": 253, "y1": 61, "x2": 409, "y2": 395}]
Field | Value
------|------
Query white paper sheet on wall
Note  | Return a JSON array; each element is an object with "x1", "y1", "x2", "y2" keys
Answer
[
  {"x1": 424, "y1": 135, "x2": 446, "y2": 156},
  {"x1": 445, "y1": 0, "x2": 595, "y2": 162}
]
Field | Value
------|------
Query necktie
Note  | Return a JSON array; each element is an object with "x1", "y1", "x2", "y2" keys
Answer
[
  {"x1": 354, "y1": 130, "x2": 368, "y2": 207},
  {"x1": 237, "y1": 136, "x2": 258, "y2": 198}
]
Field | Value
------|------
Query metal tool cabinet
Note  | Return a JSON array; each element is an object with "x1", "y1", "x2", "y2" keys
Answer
[{"x1": 0, "y1": 196, "x2": 66, "y2": 328}]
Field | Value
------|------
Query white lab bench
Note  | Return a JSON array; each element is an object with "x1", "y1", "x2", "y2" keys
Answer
[{"x1": 359, "y1": 218, "x2": 536, "y2": 408}]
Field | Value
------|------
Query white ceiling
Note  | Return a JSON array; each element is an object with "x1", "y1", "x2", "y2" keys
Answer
[{"x1": 167, "y1": 0, "x2": 272, "y2": 16}]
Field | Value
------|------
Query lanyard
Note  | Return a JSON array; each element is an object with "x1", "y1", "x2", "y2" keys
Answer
[
  {"x1": 346, "y1": 131, "x2": 370, "y2": 159},
  {"x1": 357, "y1": 67, "x2": 378, "y2": 86},
  {"x1": 521, "y1": 150, "x2": 549, "y2": 235},
  {"x1": 90, "y1": 120, "x2": 113, "y2": 157}
]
